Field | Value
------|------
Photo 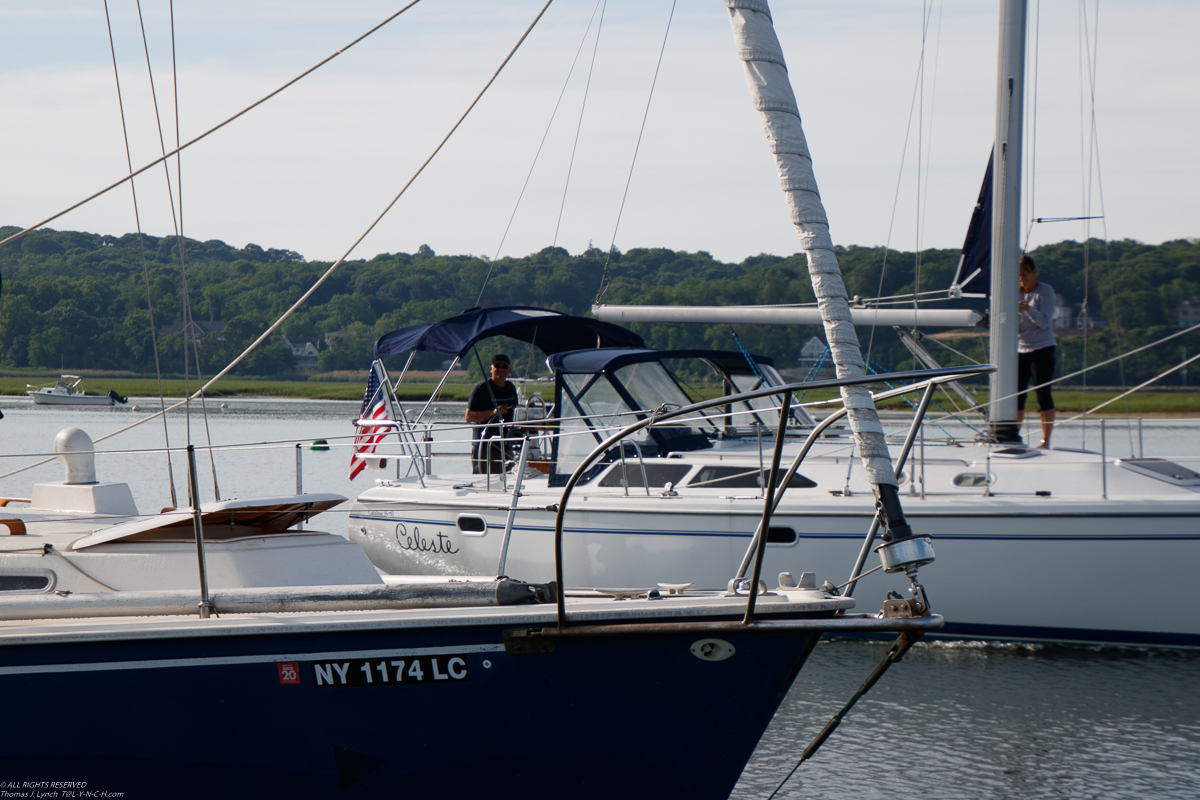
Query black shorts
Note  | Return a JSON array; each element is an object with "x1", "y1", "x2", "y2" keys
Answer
[{"x1": 1017, "y1": 346, "x2": 1055, "y2": 411}]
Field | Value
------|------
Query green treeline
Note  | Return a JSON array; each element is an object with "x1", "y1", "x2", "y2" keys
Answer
[{"x1": 1, "y1": 225, "x2": 1197, "y2": 386}]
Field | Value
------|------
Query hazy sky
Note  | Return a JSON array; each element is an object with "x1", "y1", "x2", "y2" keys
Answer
[{"x1": 1, "y1": 1, "x2": 1196, "y2": 265}]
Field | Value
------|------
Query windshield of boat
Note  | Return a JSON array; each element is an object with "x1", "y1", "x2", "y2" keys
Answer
[
  {"x1": 613, "y1": 362, "x2": 720, "y2": 436},
  {"x1": 556, "y1": 373, "x2": 651, "y2": 476},
  {"x1": 725, "y1": 365, "x2": 816, "y2": 430}
]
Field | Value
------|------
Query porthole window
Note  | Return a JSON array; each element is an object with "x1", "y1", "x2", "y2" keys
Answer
[
  {"x1": 953, "y1": 473, "x2": 993, "y2": 488},
  {"x1": 766, "y1": 527, "x2": 797, "y2": 545},
  {"x1": 0, "y1": 569, "x2": 55, "y2": 593},
  {"x1": 456, "y1": 515, "x2": 487, "y2": 536}
]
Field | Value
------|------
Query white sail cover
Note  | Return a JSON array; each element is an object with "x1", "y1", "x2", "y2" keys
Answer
[
  {"x1": 725, "y1": 0, "x2": 897, "y2": 489},
  {"x1": 593, "y1": 304, "x2": 983, "y2": 328}
]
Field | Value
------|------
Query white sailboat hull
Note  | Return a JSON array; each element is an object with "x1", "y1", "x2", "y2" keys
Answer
[{"x1": 349, "y1": 446, "x2": 1200, "y2": 648}]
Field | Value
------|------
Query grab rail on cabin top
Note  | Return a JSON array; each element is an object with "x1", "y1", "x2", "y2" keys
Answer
[{"x1": 551, "y1": 363, "x2": 997, "y2": 629}]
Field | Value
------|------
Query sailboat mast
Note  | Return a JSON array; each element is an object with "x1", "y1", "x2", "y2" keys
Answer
[
  {"x1": 725, "y1": 1, "x2": 914, "y2": 543},
  {"x1": 988, "y1": 0, "x2": 1027, "y2": 442}
]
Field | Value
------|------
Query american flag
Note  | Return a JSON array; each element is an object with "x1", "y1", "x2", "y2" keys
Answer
[{"x1": 348, "y1": 362, "x2": 392, "y2": 480}]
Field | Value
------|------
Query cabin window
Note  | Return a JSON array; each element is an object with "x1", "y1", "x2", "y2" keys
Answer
[
  {"x1": 688, "y1": 466, "x2": 816, "y2": 490},
  {"x1": 0, "y1": 569, "x2": 54, "y2": 593},
  {"x1": 953, "y1": 473, "x2": 993, "y2": 487},
  {"x1": 456, "y1": 516, "x2": 487, "y2": 536},
  {"x1": 767, "y1": 527, "x2": 797, "y2": 545},
  {"x1": 599, "y1": 463, "x2": 691, "y2": 489}
]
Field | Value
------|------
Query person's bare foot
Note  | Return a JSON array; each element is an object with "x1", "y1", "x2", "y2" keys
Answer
[{"x1": 1037, "y1": 442, "x2": 1050, "y2": 449}]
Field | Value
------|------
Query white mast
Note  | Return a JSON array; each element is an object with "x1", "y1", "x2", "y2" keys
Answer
[
  {"x1": 988, "y1": 0, "x2": 1027, "y2": 442},
  {"x1": 723, "y1": 0, "x2": 913, "y2": 541}
]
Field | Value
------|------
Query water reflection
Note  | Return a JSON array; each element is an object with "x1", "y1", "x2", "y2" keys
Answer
[{"x1": 734, "y1": 639, "x2": 1200, "y2": 800}]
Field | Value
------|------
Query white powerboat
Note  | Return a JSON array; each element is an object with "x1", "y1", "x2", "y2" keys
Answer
[{"x1": 25, "y1": 374, "x2": 127, "y2": 406}]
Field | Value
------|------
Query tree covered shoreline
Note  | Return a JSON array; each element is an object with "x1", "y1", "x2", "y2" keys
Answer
[{"x1": 1, "y1": 225, "x2": 1196, "y2": 389}]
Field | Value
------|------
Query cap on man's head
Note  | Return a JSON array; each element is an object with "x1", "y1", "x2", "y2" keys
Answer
[{"x1": 492, "y1": 354, "x2": 511, "y2": 368}]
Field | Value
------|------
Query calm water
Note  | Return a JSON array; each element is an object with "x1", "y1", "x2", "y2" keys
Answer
[
  {"x1": 1, "y1": 397, "x2": 1198, "y2": 797},
  {"x1": 733, "y1": 640, "x2": 1200, "y2": 799}
]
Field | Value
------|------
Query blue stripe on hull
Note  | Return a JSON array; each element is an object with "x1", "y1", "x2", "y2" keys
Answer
[
  {"x1": 348, "y1": 513, "x2": 1200, "y2": 542},
  {"x1": 0, "y1": 622, "x2": 818, "y2": 798}
]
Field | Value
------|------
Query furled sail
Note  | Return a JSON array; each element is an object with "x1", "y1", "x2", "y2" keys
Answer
[
  {"x1": 949, "y1": 150, "x2": 994, "y2": 298},
  {"x1": 724, "y1": 0, "x2": 898, "y2": 494}
]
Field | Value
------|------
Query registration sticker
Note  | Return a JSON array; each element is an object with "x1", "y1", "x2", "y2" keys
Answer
[
  {"x1": 312, "y1": 656, "x2": 470, "y2": 688},
  {"x1": 278, "y1": 662, "x2": 301, "y2": 684}
]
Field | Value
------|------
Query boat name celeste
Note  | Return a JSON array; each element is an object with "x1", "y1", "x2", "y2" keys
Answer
[{"x1": 395, "y1": 523, "x2": 460, "y2": 555}]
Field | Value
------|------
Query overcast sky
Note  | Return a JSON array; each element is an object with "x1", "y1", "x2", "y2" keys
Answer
[{"x1": 1, "y1": 1, "x2": 1196, "y2": 266}]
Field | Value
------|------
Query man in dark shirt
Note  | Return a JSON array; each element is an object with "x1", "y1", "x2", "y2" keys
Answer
[{"x1": 466, "y1": 354, "x2": 519, "y2": 474}]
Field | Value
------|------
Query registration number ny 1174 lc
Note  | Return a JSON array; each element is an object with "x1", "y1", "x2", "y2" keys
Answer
[{"x1": 312, "y1": 656, "x2": 470, "y2": 688}]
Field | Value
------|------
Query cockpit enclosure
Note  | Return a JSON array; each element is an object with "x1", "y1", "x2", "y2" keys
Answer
[
  {"x1": 370, "y1": 308, "x2": 820, "y2": 486},
  {"x1": 546, "y1": 348, "x2": 817, "y2": 484}
]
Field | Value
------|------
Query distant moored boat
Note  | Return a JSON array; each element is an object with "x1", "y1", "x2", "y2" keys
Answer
[{"x1": 26, "y1": 375, "x2": 127, "y2": 406}]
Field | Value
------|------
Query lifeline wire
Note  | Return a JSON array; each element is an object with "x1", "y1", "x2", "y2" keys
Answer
[
  {"x1": 0, "y1": 1, "x2": 554, "y2": 484},
  {"x1": 0, "y1": 0, "x2": 426, "y2": 250},
  {"x1": 925, "y1": 321, "x2": 1200, "y2": 425},
  {"x1": 594, "y1": 0, "x2": 677, "y2": 304}
]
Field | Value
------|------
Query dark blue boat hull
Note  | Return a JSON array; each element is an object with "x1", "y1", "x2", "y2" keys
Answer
[{"x1": 0, "y1": 619, "x2": 818, "y2": 798}]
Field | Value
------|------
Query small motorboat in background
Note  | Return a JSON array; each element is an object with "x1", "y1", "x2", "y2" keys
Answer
[{"x1": 25, "y1": 374, "x2": 127, "y2": 406}]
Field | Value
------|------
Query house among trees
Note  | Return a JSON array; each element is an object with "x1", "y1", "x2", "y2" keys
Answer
[
  {"x1": 1053, "y1": 294, "x2": 1072, "y2": 329},
  {"x1": 159, "y1": 320, "x2": 226, "y2": 341},
  {"x1": 1053, "y1": 300, "x2": 1105, "y2": 330},
  {"x1": 1176, "y1": 296, "x2": 1200, "y2": 329},
  {"x1": 158, "y1": 320, "x2": 227, "y2": 353},
  {"x1": 797, "y1": 336, "x2": 828, "y2": 376},
  {"x1": 283, "y1": 336, "x2": 320, "y2": 369}
]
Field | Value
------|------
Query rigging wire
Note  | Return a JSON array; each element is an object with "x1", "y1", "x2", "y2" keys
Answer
[
  {"x1": 594, "y1": 0, "x2": 678, "y2": 304},
  {"x1": 0, "y1": 0, "x2": 555, "y2": 485},
  {"x1": 865, "y1": 3, "x2": 937, "y2": 363},
  {"x1": 474, "y1": 0, "x2": 605, "y2": 310},
  {"x1": 551, "y1": 0, "x2": 607, "y2": 253},
  {"x1": 100, "y1": 0, "x2": 178, "y2": 508},
  {"x1": 167, "y1": 0, "x2": 222, "y2": 499},
  {"x1": 1076, "y1": 0, "x2": 1092, "y2": 444},
  {"x1": 0, "y1": 0, "x2": 427, "y2": 251},
  {"x1": 912, "y1": 0, "x2": 929, "y2": 320},
  {"x1": 1022, "y1": 0, "x2": 1041, "y2": 252},
  {"x1": 1079, "y1": 1, "x2": 1132, "y2": 448},
  {"x1": 916, "y1": 0, "x2": 945, "y2": 271},
  {"x1": 131, "y1": 0, "x2": 222, "y2": 501}
]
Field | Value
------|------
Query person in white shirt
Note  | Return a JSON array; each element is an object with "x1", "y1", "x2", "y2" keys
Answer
[{"x1": 1017, "y1": 255, "x2": 1057, "y2": 448}]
